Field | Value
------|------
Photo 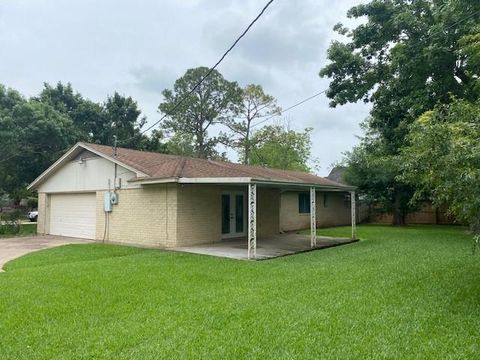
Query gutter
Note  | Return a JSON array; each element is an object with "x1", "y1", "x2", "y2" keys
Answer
[{"x1": 129, "y1": 176, "x2": 355, "y2": 191}]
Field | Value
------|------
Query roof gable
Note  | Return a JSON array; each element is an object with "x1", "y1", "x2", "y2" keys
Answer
[{"x1": 27, "y1": 143, "x2": 147, "y2": 190}]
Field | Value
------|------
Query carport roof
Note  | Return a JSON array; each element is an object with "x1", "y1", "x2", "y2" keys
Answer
[{"x1": 28, "y1": 142, "x2": 355, "y2": 191}]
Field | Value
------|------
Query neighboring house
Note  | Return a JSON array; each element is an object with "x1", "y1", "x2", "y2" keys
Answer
[
  {"x1": 28, "y1": 143, "x2": 356, "y2": 257},
  {"x1": 326, "y1": 165, "x2": 348, "y2": 185}
]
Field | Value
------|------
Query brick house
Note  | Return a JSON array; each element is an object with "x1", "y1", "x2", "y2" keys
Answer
[{"x1": 28, "y1": 142, "x2": 356, "y2": 258}]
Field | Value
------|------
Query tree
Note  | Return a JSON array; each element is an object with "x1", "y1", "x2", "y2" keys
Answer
[
  {"x1": 101, "y1": 92, "x2": 148, "y2": 149},
  {"x1": 0, "y1": 85, "x2": 26, "y2": 168},
  {"x1": 401, "y1": 98, "x2": 480, "y2": 237},
  {"x1": 39, "y1": 83, "x2": 154, "y2": 149},
  {"x1": 249, "y1": 124, "x2": 313, "y2": 172},
  {"x1": 0, "y1": 97, "x2": 77, "y2": 201},
  {"x1": 159, "y1": 67, "x2": 242, "y2": 159},
  {"x1": 223, "y1": 84, "x2": 280, "y2": 164},
  {"x1": 320, "y1": 0, "x2": 480, "y2": 224},
  {"x1": 164, "y1": 132, "x2": 196, "y2": 157},
  {"x1": 342, "y1": 123, "x2": 414, "y2": 224},
  {"x1": 37, "y1": 82, "x2": 103, "y2": 142},
  {"x1": 0, "y1": 82, "x2": 167, "y2": 202}
]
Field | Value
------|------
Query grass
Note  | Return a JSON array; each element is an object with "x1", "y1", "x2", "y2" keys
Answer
[
  {"x1": 0, "y1": 223, "x2": 36, "y2": 238},
  {"x1": 0, "y1": 225, "x2": 479, "y2": 359}
]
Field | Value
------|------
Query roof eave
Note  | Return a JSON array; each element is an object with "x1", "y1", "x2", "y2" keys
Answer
[
  {"x1": 130, "y1": 176, "x2": 355, "y2": 191},
  {"x1": 250, "y1": 178, "x2": 356, "y2": 191}
]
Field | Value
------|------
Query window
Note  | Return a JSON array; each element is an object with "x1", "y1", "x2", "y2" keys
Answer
[
  {"x1": 298, "y1": 192, "x2": 310, "y2": 214},
  {"x1": 323, "y1": 193, "x2": 328, "y2": 208}
]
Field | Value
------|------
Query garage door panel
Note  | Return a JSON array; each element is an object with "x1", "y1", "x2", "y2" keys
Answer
[{"x1": 49, "y1": 193, "x2": 96, "y2": 239}]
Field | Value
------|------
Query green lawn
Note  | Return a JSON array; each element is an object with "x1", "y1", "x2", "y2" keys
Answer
[
  {"x1": 0, "y1": 225, "x2": 479, "y2": 359},
  {"x1": 0, "y1": 223, "x2": 36, "y2": 238}
]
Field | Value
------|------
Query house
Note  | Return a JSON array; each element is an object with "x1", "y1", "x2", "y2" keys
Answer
[{"x1": 28, "y1": 142, "x2": 356, "y2": 258}]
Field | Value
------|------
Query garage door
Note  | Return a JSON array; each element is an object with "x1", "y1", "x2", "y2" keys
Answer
[{"x1": 49, "y1": 193, "x2": 96, "y2": 239}]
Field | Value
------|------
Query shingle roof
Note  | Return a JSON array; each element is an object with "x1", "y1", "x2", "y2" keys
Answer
[{"x1": 85, "y1": 143, "x2": 351, "y2": 189}]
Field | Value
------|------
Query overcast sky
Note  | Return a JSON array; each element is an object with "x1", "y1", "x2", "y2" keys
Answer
[{"x1": 0, "y1": 0, "x2": 370, "y2": 176}]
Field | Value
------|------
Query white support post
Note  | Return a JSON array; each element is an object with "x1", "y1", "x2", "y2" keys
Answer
[
  {"x1": 247, "y1": 183, "x2": 257, "y2": 259},
  {"x1": 351, "y1": 190, "x2": 357, "y2": 240},
  {"x1": 310, "y1": 187, "x2": 316, "y2": 248}
]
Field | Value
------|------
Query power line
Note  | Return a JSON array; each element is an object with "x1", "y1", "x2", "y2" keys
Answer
[
  {"x1": 251, "y1": 89, "x2": 327, "y2": 128},
  {"x1": 250, "y1": 8, "x2": 480, "y2": 129},
  {"x1": 118, "y1": 0, "x2": 275, "y2": 145}
]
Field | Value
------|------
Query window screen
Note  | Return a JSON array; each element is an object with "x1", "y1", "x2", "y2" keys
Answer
[{"x1": 298, "y1": 192, "x2": 310, "y2": 214}]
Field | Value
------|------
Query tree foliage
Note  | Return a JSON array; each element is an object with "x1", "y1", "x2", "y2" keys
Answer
[
  {"x1": 343, "y1": 123, "x2": 414, "y2": 224},
  {"x1": 321, "y1": 0, "x2": 480, "y2": 224},
  {"x1": 0, "y1": 86, "x2": 77, "y2": 200},
  {"x1": 223, "y1": 84, "x2": 281, "y2": 164},
  {"x1": 38, "y1": 83, "x2": 151, "y2": 149},
  {"x1": 0, "y1": 82, "x2": 165, "y2": 201},
  {"x1": 159, "y1": 67, "x2": 242, "y2": 159},
  {"x1": 401, "y1": 99, "x2": 480, "y2": 237},
  {"x1": 249, "y1": 124, "x2": 313, "y2": 172}
]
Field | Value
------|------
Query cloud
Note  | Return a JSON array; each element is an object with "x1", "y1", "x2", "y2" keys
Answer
[
  {"x1": 203, "y1": 0, "x2": 329, "y2": 70},
  {"x1": 0, "y1": 0, "x2": 371, "y2": 176},
  {"x1": 129, "y1": 65, "x2": 178, "y2": 94}
]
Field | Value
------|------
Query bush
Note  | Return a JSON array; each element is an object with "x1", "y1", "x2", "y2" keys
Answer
[{"x1": 0, "y1": 211, "x2": 22, "y2": 235}]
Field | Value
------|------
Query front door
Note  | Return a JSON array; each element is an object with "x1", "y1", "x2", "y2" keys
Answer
[{"x1": 221, "y1": 192, "x2": 245, "y2": 238}]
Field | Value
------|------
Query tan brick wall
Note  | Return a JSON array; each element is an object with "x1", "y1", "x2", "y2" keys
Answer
[
  {"x1": 175, "y1": 185, "x2": 281, "y2": 245},
  {"x1": 95, "y1": 184, "x2": 177, "y2": 247},
  {"x1": 280, "y1": 191, "x2": 351, "y2": 231},
  {"x1": 257, "y1": 187, "x2": 280, "y2": 238},
  {"x1": 40, "y1": 183, "x2": 286, "y2": 247},
  {"x1": 176, "y1": 184, "x2": 223, "y2": 246},
  {"x1": 37, "y1": 192, "x2": 49, "y2": 234},
  {"x1": 317, "y1": 192, "x2": 351, "y2": 227}
]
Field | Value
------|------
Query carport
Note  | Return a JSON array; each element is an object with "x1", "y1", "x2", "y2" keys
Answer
[{"x1": 243, "y1": 182, "x2": 357, "y2": 259}]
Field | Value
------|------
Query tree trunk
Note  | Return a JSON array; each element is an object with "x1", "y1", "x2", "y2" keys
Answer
[
  {"x1": 244, "y1": 134, "x2": 250, "y2": 165},
  {"x1": 392, "y1": 193, "x2": 405, "y2": 226},
  {"x1": 196, "y1": 130, "x2": 207, "y2": 159}
]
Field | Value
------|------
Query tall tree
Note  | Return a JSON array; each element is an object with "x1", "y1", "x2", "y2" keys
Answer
[
  {"x1": 37, "y1": 82, "x2": 103, "y2": 142},
  {"x1": 0, "y1": 94, "x2": 77, "y2": 201},
  {"x1": 320, "y1": 0, "x2": 480, "y2": 224},
  {"x1": 342, "y1": 122, "x2": 414, "y2": 224},
  {"x1": 249, "y1": 124, "x2": 313, "y2": 172},
  {"x1": 401, "y1": 98, "x2": 480, "y2": 238},
  {"x1": 1, "y1": 83, "x2": 167, "y2": 201},
  {"x1": 38, "y1": 83, "x2": 153, "y2": 149},
  {"x1": 159, "y1": 67, "x2": 242, "y2": 159},
  {"x1": 0, "y1": 85, "x2": 25, "y2": 167},
  {"x1": 102, "y1": 92, "x2": 148, "y2": 149},
  {"x1": 223, "y1": 84, "x2": 281, "y2": 164}
]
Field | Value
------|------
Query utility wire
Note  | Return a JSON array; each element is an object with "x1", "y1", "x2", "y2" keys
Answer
[
  {"x1": 118, "y1": 0, "x2": 275, "y2": 145},
  {"x1": 250, "y1": 7, "x2": 480, "y2": 128},
  {"x1": 251, "y1": 89, "x2": 327, "y2": 129}
]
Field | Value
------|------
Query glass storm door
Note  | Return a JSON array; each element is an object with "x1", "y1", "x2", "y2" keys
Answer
[{"x1": 221, "y1": 192, "x2": 245, "y2": 238}]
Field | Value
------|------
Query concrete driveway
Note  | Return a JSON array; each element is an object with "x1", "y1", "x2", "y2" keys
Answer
[{"x1": 0, "y1": 235, "x2": 92, "y2": 271}]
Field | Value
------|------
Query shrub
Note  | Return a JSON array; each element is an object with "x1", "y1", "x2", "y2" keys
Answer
[{"x1": 0, "y1": 210, "x2": 22, "y2": 235}]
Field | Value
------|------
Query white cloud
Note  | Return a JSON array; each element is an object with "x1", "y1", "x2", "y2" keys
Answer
[{"x1": 0, "y1": 0, "x2": 370, "y2": 176}]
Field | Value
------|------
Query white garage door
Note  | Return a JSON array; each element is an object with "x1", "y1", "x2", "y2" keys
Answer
[{"x1": 49, "y1": 193, "x2": 96, "y2": 239}]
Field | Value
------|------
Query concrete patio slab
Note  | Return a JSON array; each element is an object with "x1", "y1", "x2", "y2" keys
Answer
[
  {"x1": 0, "y1": 235, "x2": 92, "y2": 271},
  {"x1": 171, "y1": 232, "x2": 357, "y2": 260}
]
